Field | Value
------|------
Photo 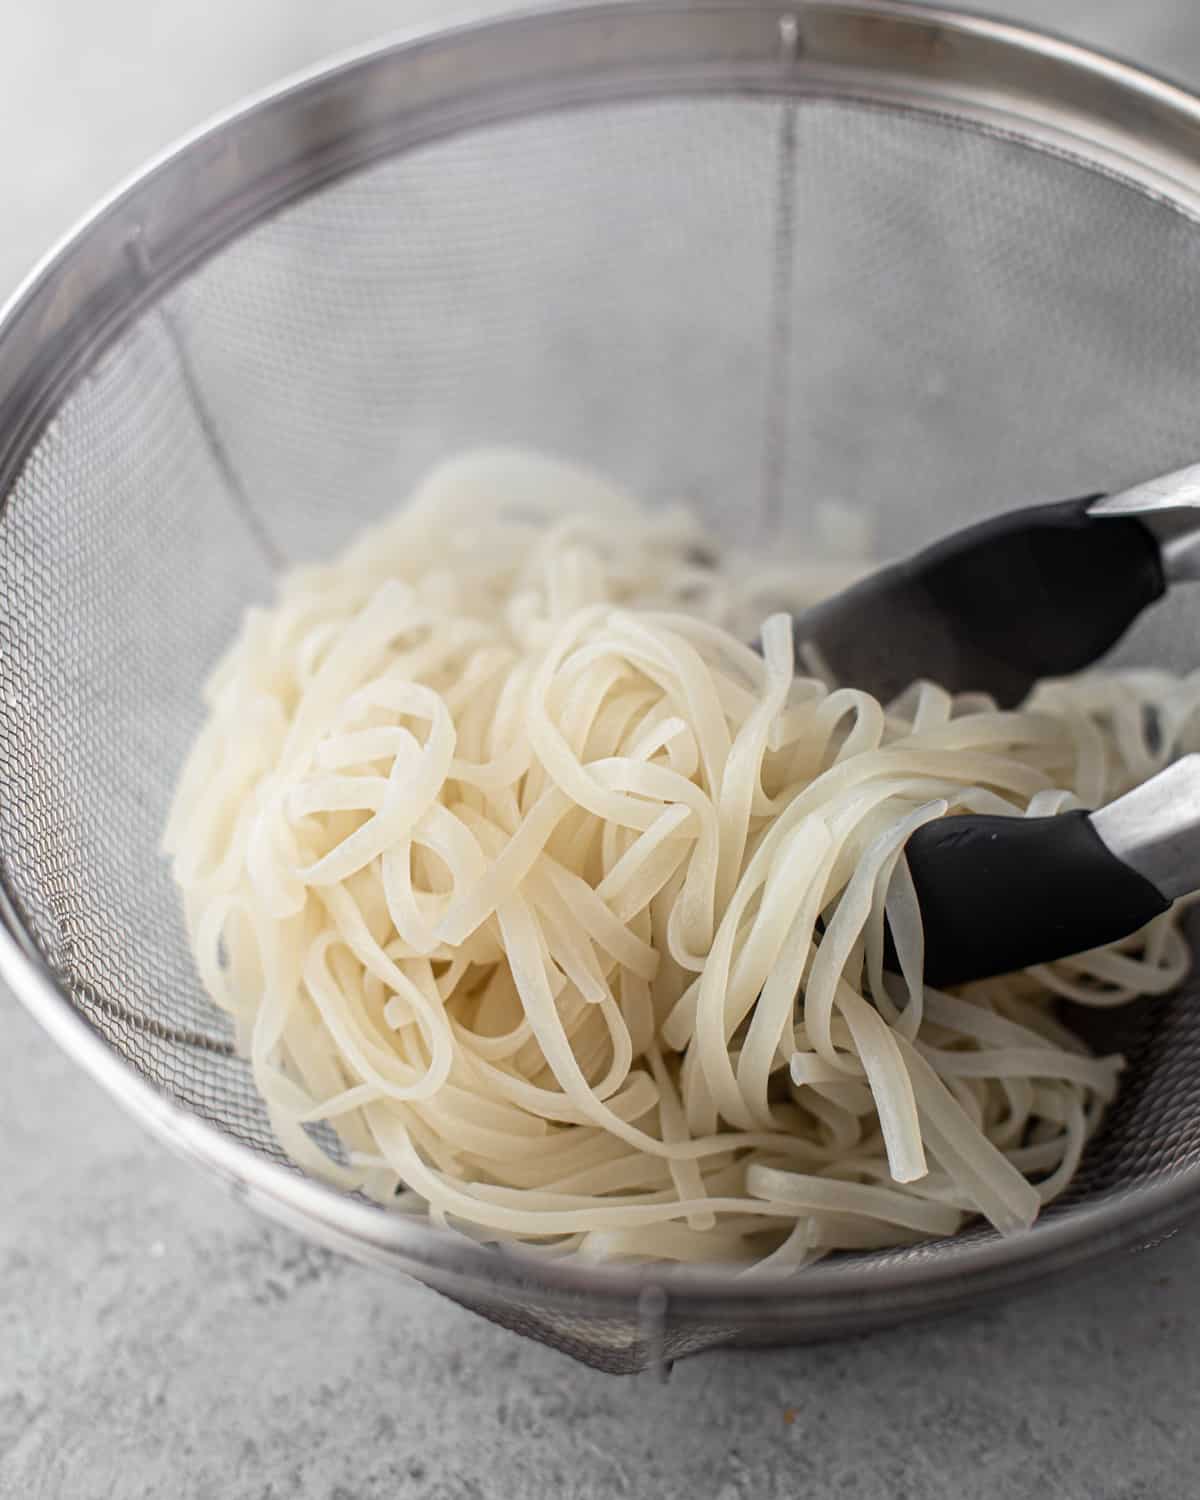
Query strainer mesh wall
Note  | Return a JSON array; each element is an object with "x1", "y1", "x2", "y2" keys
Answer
[{"x1": 5, "y1": 94, "x2": 1200, "y2": 1363}]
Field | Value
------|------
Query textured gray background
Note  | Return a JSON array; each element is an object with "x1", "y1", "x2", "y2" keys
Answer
[{"x1": 5, "y1": 3, "x2": 1200, "y2": 1498}]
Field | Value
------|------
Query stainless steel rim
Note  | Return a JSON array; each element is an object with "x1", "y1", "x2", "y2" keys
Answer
[{"x1": 4, "y1": 0, "x2": 1200, "y2": 1324}]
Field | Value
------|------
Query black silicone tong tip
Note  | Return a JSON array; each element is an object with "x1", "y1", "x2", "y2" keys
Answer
[
  {"x1": 794, "y1": 496, "x2": 1167, "y2": 708},
  {"x1": 886, "y1": 810, "x2": 1171, "y2": 988}
]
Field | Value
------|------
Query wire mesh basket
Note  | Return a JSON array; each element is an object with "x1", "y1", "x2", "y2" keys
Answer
[{"x1": 5, "y1": 0, "x2": 1200, "y2": 1372}]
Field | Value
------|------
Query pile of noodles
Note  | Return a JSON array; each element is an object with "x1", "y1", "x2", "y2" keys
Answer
[{"x1": 164, "y1": 450, "x2": 1198, "y2": 1268}]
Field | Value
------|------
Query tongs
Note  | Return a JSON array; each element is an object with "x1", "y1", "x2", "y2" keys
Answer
[{"x1": 791, "y1": 462, "x2": 1200, "y2": 987}]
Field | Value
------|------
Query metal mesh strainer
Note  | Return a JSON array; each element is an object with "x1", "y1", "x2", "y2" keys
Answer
[{"x1": 6, "y1": 0, "x2": 1200, "y2": 1373}]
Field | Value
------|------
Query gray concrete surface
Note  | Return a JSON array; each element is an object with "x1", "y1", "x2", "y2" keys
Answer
[{"x1": 6, "y1": 4, "x2": 1200, "y2": 1498}]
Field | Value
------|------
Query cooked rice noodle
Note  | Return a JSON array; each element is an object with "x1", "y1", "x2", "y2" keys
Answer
[{"x1": 165, "y1": 449, "x2": 1198, "y2": 1266}]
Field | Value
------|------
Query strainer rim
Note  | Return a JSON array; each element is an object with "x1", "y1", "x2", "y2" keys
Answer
[{"x1": 5, "y1": 0, "x2": 1200, "y2": 1320}]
